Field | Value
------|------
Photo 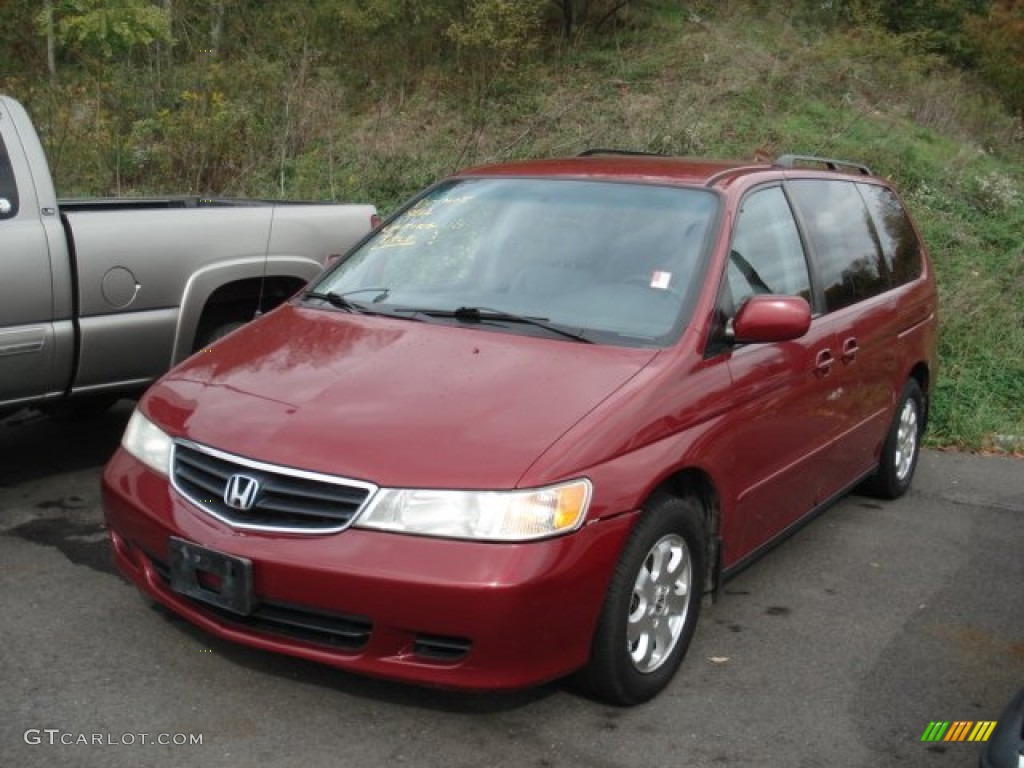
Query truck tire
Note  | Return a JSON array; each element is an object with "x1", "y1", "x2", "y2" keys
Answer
[{"x1": 196, "y1": 320, "x2": 246, "y2": 350}]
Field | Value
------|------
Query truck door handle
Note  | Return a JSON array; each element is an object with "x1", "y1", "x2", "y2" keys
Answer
[
  {"x1": 841, "y1": 337, "x2": 858, "y2": 364},
  {"x1": 814, "y1": 349, "x2": 834, "y2": 378}
]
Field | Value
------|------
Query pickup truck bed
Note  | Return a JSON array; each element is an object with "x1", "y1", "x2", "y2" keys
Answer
[{"x1": 0, "y1": 94, "x2": 376, "y2": 415}]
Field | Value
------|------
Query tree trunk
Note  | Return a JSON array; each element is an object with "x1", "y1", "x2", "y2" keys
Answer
[
  {"x1": 551, "y1": 0, "x2": 575, "y2": 39},
  {"x1": 44, "y1": 0, "x2": 57, "y2": 80},
  {"x1": 211, "y1": 2, "x2": 224, "y2": 56}
]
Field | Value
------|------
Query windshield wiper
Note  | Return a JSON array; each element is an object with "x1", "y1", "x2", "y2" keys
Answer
[
  {"x1": 396, "y1": 305, "x2": 592, "y2": 343},
  {"x1": 341, "y1": 287, "x2": 390, "y2": 303},
  {"x1": 302, "y1": 288, "x2": 390, "y2": 312},
  {"x1": 303, "y1": 290, "x2": 365, "y2": 312},
  {"x1": 302, "y1": 288, "x2": 428, "y2": 324}
]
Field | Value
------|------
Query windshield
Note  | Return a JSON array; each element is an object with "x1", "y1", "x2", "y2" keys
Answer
[{"x1": 310, "y1": 177, "x2": 718, "y2": 346}]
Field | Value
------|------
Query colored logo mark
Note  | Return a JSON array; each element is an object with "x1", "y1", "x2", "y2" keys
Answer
[{"x1": 920, "y1": 721, "x2": 997, "y2": 742}]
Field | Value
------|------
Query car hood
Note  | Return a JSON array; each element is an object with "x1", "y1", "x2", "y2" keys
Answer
[{"x1": 145, "y1": 305, "x2": 659, "y2": 488}]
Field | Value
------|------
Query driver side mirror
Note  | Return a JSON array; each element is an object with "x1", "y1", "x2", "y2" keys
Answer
[{"x1": 732, "y1": 295, "x2": 811, "y2": 344}]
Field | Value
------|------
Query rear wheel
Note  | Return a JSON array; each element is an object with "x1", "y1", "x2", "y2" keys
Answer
[
  {"x1": 193, "y1": 304, "x2": 252, "y2": 352},
  {"x1": 580, "y1": 495, "x2": 706, "y2": 706},
  {"x1": 198, "y1": 320, "x2": 246, "y2": 349},
  {"x1": 861, "y1": 379, "x2": 924, "y2": 499}
]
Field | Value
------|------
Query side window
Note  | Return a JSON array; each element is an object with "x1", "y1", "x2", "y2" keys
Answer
[
  {"x1": 788, "y1": 179, "x2": 886, "y2": 312},
  {"x1": 726, "y1": 186, "x2": 811, "y2": 310},
  {"x1": 857, "y1": 183, "x2": 922, "y2": 288},
  {"x1": 0, "y1": 133, "x2": 19, "y2": 219}
]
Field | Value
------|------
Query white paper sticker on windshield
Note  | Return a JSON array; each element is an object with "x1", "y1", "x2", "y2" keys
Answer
[{"x1": 651, "y1": 271, "x2": 672, "y2": 290}]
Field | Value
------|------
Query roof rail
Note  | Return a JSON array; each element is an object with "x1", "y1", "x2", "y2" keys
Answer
[
  {"x1": 774, "y1": 154, "x2": 872, "y2": 176},
  {"x1": 576, "y1": 148, "x2": 666, "y2": 158}
]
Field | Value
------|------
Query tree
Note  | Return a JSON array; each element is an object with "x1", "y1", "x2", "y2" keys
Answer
[
  {"x1": 967, "y1": 0, "x2": 1024, "y2": 114},
  {"x1": 447, "y1": 0, "x2": 546, "y2": 77},
  {"x1": 879, "y1": 0, "x2": 991, "y2": 65},
  {"x1": 0, "y1": 0, "x2": 52, "y2": 78},
  {"x1": 42, "y1": 0, "x2": 173, "y2": 63},
  {"x1": 548, "y1": 0, "x2": 633, "y2": 39}
]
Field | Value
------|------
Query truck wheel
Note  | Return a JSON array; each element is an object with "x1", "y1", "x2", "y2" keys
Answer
[
  {"x1": 194, "y1": 319, "x2": 246, "y2": 352},
  {"x1": 860, "y1": 379, "x2": 924, "y2": 500},
  {"x1": 580, "y1": 495, "x2": 706, "y2": 706}
]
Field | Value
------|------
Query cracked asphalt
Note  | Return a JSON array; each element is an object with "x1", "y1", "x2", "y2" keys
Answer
[{"x1": 1, "y1": 402, "x2": 1021, "y2": 768}]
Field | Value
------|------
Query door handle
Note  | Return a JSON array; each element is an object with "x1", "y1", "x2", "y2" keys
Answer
[
  {"x1": 814, "y1": 349, "x2": 834, "y2": 378},
  {"x1": 841, "y1": 337, "x2": 858, "y2": 364}
]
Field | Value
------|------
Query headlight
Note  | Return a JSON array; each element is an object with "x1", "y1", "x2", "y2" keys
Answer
[
  {"x1": 121, "y1": 409, "x2": 173, "y2": 475},
  {"x1": 355, "y1": 479, "x2": 592, "y2": 541}
]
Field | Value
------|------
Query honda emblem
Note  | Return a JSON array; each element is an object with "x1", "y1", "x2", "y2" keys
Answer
[{"x1": 224, "y1": 474, "x2": 260, "y2": 511}]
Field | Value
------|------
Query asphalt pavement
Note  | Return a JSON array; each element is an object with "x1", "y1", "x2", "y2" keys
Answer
[{"x1": 1, "y1": 402, "x2": 1021, "y2": 768}]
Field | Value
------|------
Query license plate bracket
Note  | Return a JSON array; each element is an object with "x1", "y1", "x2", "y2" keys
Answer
[{"x1": 168, "y1": 537, "x2": 254, "y2": 616}]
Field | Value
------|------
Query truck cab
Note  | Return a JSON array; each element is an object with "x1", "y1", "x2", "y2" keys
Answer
[{"x1": 0, "y1": 97, "x2": 73, "y2": 409}]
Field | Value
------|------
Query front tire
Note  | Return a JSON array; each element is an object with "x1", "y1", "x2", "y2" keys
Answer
[
  {"x1": 580, "y1": 495, "x2": 706, "y2": 706},
  {"x1": 861, "y1": 379, "x2": 924, "y2": 499}
]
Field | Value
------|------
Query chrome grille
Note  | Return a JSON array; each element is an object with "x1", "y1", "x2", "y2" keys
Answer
[{"x1": 171, "y1": 441, "x2": 376, "y2": 533}]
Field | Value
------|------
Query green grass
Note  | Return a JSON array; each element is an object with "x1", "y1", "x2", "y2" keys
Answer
[{"x1": 3, "y1": 4, "x2": 1022, "y2": 451}]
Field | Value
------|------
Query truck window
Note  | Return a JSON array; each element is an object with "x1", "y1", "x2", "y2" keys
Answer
[
  {"x1": 0, "y1": 134, "x2": 19, "y2": 219},
  {"x1": 788, "y1": 179, "x2": 887, "y2": 312}
]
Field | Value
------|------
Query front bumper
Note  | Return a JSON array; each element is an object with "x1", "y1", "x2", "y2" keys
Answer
[{"x1": 102, "y1": 448, "x2": 636, "y2": 691}]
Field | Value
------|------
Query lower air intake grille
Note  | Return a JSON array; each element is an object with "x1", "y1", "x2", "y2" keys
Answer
[
  {"x1": 149, "y1": 555, "x2": 372, "y2": 651},
  {"x1": 413, "y1": 634, "x2": 472, "y2": 662}
]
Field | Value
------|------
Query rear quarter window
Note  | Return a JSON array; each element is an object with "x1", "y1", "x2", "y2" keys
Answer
[
  {"x1": 856, "y1": 183, "x2": 922, "y2": 288},
  {"x1": 788, "y1": 179, "x2": 887, "y2": 312}
]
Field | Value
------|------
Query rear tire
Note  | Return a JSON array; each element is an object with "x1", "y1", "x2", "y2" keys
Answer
[
  {"x1": 199, "y1": 320, "x2": 246, "y2": 348},
  {"x1": 579, "y1": 495, "x2": 706, "y2": 706},
  {"x1": 193, "y1": 314, "x2": 248, "y2": 353},
  {"x1": 861, "y1": 379, "x2": 924, "y2": 499}
]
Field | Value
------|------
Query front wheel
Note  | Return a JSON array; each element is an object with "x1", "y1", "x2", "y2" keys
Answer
[
  {"x1": 860, "y1": 379, "x2": 924, "y2": 499},
  {"x1": 580, "y1": 495, "x2": 706, "y2": 706}
]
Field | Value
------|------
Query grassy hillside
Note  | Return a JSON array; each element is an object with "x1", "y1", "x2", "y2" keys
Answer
[{"x1": 4, "y1": 4, "x2": 1022, "y2": 451}]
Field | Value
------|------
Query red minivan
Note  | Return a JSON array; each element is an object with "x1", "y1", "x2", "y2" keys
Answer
[{"x1": 102, "y1": 152, "x2": 938, "y2": 705}]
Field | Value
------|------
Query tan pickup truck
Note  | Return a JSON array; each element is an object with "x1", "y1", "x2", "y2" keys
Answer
[{"x1": 0, "y1": 95, "x2": 377, "y2": 417}]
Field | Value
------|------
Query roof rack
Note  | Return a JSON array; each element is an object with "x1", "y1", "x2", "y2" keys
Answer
[
  {"x1": 576, "y1": 148, "x2": 666, "y2": 158},
  {"x1": 774, "y1": 154, "x2": 872, "y2": 176}
]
